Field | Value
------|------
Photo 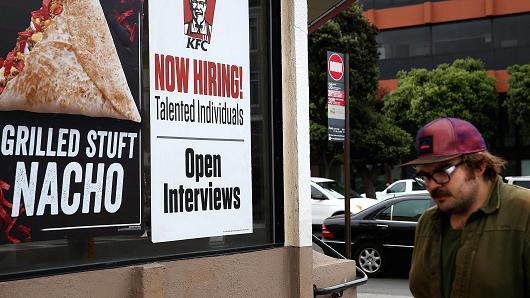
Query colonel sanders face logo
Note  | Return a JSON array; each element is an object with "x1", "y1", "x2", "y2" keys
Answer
[
  {"x1": 184, "y1": 0, "x2": 215, "y2": 45},
  {"x1": 191, "y1": 0, "x2": 206, "y2": 28}
]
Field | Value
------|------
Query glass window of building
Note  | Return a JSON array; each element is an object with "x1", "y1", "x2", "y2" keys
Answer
[
  {"x1": 249, "y1": 17, "x2": 259, "y2": 51},
  {"x1": 376, "y1": 27, "x2": 430, "y2": 59},
  {"x1": 432, "y1": 19, "x2": 492, "y2": 54},
  {"x1": 359, "y1": 0, "x2": 439, "y2": 10},
  {"x1": 493, "y1": 14, "x2": 530, "y2": 48}
]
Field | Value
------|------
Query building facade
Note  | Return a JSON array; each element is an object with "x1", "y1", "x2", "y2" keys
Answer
[{"x1": 363, "y1": 0, "x2": 530, "y2": 176}]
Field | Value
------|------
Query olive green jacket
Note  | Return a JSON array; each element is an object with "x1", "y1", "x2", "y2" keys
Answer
[{"x1": 409, "y1": 177, "x2": 530, "y2": 298}]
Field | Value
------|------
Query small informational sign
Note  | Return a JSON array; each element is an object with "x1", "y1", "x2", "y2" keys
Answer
[
  {"x1": 149, "y1": 0, "x2": 253, "y2": 243},
  {"x1": 0, "y1": 0, "x2": 144, "y2": 244},
  {"x1": 327, "y1": 51, "x2": 346, "y2": 142}
]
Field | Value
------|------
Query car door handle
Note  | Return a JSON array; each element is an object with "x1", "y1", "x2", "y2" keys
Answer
[{"x1": 377, "y1": 224, "x2": 388, "y2": 229}]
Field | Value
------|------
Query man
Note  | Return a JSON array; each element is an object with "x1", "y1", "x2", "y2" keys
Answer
[
  {"x1": 406, "y1": 117, "x2": 530, "y2": 298},
  {"x1": 184, "y1": 0, "x2": 212, "y2": 42}
]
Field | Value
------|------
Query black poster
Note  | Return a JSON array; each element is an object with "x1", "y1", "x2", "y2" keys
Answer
[{"x1": 0, "y1": 0, "x2": 143, "y2": 244}]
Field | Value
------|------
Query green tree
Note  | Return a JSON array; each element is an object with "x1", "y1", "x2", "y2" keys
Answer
[
  {"x1": 504, "y1": 63, "x2": 530, "y2": 128},
  {"x1": 384, "y1": 58, "x2": 498, "y2": 143},
  {"x1": 349, "y1": 102, "x2": 411, "y2": 197},
  {"x1": 308, "y1": 4, "x2": 411, "y2": 198}
]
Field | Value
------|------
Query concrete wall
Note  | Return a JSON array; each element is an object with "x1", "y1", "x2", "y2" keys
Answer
[
  {"x1": 0, "y1": 247, "x2": 316, "y2": 298},
  {"x1": 281, "y1": 0, "x2": 311, "y2": 249},
  {"x1": 0, "y1": 247, "x2": 359, "y2": 298},
  {"x1": 313, "y1": 251, "x2": 357, "y2": 298},
  {"x1": 281, "y1": 0, "x2": 313, "y2": 296}
]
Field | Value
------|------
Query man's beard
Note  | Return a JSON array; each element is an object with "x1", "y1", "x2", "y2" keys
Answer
[{"x1": 432, "y1": 173, "x2": 478, "y2": 214}]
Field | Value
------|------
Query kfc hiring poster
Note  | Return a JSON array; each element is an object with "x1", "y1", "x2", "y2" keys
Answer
[
  {"x1": 148, "y1": 0, "x2": 253, "y2": 243},
  {"x1": 0, "y1": 0, "x2": 144, "y2": 244}
]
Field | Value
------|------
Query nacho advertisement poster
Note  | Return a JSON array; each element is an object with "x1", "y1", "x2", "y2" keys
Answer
[
  {"x1": 0, "y1": 0, "x2": 143, "y2": 244},
  {"x1": 149, "y1": 0, "x2": 253, "y2": 243}
]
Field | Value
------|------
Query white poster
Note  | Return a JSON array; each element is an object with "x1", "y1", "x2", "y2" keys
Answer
[{"x1": 148, "y1": 0, "x2": 252, "y2": 243}]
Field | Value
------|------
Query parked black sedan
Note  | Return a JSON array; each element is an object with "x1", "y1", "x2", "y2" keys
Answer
[{"x1": 322, "y1": 194, "x2": 434, "y2": 277}]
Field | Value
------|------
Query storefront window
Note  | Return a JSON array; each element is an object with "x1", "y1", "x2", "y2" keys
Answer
[{"x1": 0, "y1": 0, "x2": 281, "y2": 280}]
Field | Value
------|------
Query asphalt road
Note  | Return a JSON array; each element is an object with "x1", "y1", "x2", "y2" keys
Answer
[{"x1": 357, "y1": 278, "x2": 412, "y2": 298}]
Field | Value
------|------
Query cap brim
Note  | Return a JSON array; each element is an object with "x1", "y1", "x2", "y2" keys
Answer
[{"x1": 401, "y1": 153, "x2": 462, "y2": 167}]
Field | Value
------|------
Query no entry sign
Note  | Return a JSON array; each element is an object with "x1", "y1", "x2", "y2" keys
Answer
[
  {"x1": 328, "y1": 53, "x2": 344, "y2": 81},
  {"x1": 327, "y1": 51, "x2": 346, "y2": 142}
]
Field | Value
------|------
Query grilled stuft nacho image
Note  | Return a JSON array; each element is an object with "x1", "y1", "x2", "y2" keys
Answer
[{"x1": 0, "y1": 0, "x2": 141, "y2": 122}]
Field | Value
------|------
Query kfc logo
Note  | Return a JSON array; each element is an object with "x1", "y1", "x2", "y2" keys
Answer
[{"x1": 184, "y1": 0, "x2": 216, "y2": 51}]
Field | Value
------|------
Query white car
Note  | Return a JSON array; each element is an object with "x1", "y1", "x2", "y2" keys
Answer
[
  {"x1": 311, "y1": 177, "x2": 377, "y2": 227},
  {"x1": 362, "y1": 179, "x2": 428, "y2": 200},
  {"x1": 505, "y1": 176, "x2": 530, "y2": 188}
]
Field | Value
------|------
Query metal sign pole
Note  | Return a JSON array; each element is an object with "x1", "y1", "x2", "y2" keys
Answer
[
  {"x1": 343, "y1": 53, "x2": 351, "y2": 260},
  {"x1": 326, "y1": 50, "x2": 350, "y2": 258}
]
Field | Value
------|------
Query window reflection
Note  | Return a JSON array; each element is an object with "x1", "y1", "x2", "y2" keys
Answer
[{"x1": 0, "y1": 0, "x2": 277, "y2": 279}]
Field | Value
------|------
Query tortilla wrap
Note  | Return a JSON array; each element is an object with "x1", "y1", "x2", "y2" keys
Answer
[{"x1": 0, "y1": 0, "x2": 141, "y2": 122}]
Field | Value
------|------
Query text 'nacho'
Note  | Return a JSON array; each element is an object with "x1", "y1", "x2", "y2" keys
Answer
[{"x1": 0, "y1": 0, "x2": 141, "y2": 122}]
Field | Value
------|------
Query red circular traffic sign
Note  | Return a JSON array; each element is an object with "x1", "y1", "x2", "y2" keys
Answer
[{"x1": 328, "y1": 53, "x2": 344, "y2": 81}]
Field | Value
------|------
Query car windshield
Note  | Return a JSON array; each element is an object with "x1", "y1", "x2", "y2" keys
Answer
[{"x1": 316, "y1": 181, "x2": 361, "y2": 198}]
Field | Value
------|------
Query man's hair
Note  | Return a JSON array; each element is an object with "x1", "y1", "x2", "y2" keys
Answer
[{"x1": 462, "y1": 151, "x2": 506, "y2": 181}]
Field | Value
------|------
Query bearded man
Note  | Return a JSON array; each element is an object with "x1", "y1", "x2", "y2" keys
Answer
[{"x1": 406, "y1": 117, "x2": 530, "y2": 298}]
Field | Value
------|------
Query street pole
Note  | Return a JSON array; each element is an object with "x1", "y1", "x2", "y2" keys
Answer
[
  {"x1": 326, "y1": 51, "x2": 351, "y2": 258},
  {"x1": 344, "y1": 53, "x2": 351, "y2": 259}
]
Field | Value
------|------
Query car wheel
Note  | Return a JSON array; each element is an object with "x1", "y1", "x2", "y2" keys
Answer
[{"x1": 354, "y1": 242, "x2": 385, "y2": 277}]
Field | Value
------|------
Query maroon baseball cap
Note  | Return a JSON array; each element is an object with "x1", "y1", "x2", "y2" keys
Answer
[{"x1": 402, "y1": 117, "x2": 487, "y2": 166}]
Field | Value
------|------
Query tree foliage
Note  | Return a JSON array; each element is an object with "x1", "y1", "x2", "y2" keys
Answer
[
  {"x1": 308, "y1": 4, "x2": 411, "y2": 197},
  {"x1": 504, "y1": 63, "x2": 530, "y2": 128},
  {"x1": 384, "y1": 58, "x2": 498, "y2": 143}
]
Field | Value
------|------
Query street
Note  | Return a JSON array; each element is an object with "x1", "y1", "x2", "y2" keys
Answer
[{"x1": 357, "y1": 278, "x2": 412, "y2": 298}]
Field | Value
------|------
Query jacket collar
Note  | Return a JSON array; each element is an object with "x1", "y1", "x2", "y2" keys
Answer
[
  {"x1": 478, "y1": 176, "x2": 502, "y2": 214},
  {"x1": 428, "y1": 176, "x2": 502, "y2": 220}
]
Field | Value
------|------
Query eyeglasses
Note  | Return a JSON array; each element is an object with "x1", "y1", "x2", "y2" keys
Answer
[{"x1": 413, "y1": 161, "x2": 464, "y2": 186}]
